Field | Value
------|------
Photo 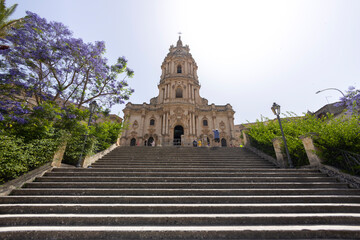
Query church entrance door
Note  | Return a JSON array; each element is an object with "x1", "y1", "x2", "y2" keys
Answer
[
  {"x1": 221, "y1": 138, "x2": 227, "y2": 147},
  {"x1": 173, "y1": 125, "x2": 184, "y2": 145},
  {"x1": 148, "y1": 137, "x2": 154, "y2": 146}
]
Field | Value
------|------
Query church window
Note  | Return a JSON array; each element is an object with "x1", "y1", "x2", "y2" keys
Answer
[
  {"x1": 150, "y1": 119, "x2": 155, "y2": 126},
  {"x1": 177, "y1": 65, "x2": 182, "y2": 73},
  {"x1": 176, "y1": 88, "x2": 183, "y2": 98},
  {"x1": 203, "y1": 119, "x2": 208, "y2": 126}
]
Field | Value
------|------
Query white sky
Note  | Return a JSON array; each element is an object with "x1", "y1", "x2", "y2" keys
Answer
[{"x1": 8, "y1": 0, "x2": 360, "y2": 124}]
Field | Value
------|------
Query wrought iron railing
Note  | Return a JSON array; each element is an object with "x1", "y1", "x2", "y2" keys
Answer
[
  {"x1": 321, "y1": 147, "x2": 360, "y2": 176},
  {"x1": 339, "y1": 150, "x2": 360, "y2": 175}
]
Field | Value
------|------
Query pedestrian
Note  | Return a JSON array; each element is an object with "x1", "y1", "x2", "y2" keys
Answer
[
  {"x1": 213, "y1": 129, "x2": 220, "y2": 147},
  {"x1": 197, "y1": 139, "x2": 202, "y2": 147},
  {"x1": 193, "y1": 140, "x2": 197, "y2": 147}
]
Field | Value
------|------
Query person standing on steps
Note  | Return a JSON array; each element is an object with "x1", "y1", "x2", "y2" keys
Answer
[{"x1": 213, "y1": 129, "x2": 220, "y2": 147}]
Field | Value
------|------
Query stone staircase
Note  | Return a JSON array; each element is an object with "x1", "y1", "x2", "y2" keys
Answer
[{"x1": 0, "y1": 146, "x2": 359, "y2": 239}]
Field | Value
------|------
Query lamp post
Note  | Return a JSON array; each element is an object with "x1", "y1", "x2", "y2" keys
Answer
[
  {"x1": 271, "y1": 102, "x2": 293, "y2": 168},
  {"x1": 316, "y1": 88, "x2": 345, "y2": 98},
  {"x1": 76, "y1": 101, "x2": 98, "y2": 168}
]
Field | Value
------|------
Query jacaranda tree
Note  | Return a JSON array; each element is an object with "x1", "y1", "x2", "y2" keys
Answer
[
  {"x1": 339, "y1": 86, "x2": 360, "y2": 114},
  {"x1": 0, "y1": 11, "x2": 133, "y2": 124}
]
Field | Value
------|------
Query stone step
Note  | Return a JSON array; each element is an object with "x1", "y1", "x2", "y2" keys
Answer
[
  {"x1": 2, "y1": 146, "x2": 359, "y2": 239},
  {"x1": 98, "y1": 157, "x2": 266, "y2": 160},
  {"x1": 2, "y1": 195, "x2": 360, "y2": 204},
  {"x1": 91, "y1": 164, "x2": 275, "y2": 169},
  {"x1": 10, "y1": 188, "x2": 360, "y2": 196},
  {"x1": 52, "y1": 168, "x2": 318, "y2": 173},
  {"x1": 23, "y1": 182, "x2": 349, "y2": 189},
  {"x1": 92, "y1": 162, "x2": 274, "y2": 166},
  {"x1": 43, "y1": 171, "x2": 327, "y2": 177},
  {"x1": 93, "y1": 160, "x2": 272, "y2": 164},
  {"x1": 1, "y1": 203, "x2": 360, "y2": 214},
  {"x1": 34, "y1": 176, "x2": 338, "y2": 183},
  {"x1": 1, "y1": 225, "x2": 359, "y2": 239},
  {"x1": 1, "y1": 213, "x2": 360, "y2": 226}
]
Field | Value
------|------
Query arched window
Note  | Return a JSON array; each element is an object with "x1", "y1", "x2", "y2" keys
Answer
[
  {"x1": 203, "y1": 119, "x2": 208, "y2": 126},
  {"x1": 176, "y1": 88, "x2": 183, "y2": 98},
  {"x1": 177, "y1": 65, "x2": 182, "y2": 73},
  {"x1": 150, "y1": 119, "x2": 155, "y2": 126}
]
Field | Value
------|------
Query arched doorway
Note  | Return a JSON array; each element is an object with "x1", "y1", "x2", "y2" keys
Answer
[
  {"x1": 221, "y1": 138, "x2": 227, "y2": 147},
  {"x1": 130, "y1": 138, "x2": 136, "y2": 146},
  {"x1": 148, "y1": 137, "x2": 154, "y2": 146},
  {"x1": 173, "y1": 125, "x2": 184, "y2": 145}
]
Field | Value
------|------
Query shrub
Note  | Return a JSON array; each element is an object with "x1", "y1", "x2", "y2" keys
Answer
[
  {"x1": 0, "y1": 135, "x2": 58, "y2": 184},
  {"x1": 92, "y1": 121, "x2": 123, "y2": 152},
  {"x1": 247, "y1": 112, "x2": 360, "y2": 174}
]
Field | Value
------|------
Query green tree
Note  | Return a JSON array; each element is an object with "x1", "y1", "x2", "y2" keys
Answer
[{"x1": 0, "y1": 0, "x2": 24, "y2": 39}]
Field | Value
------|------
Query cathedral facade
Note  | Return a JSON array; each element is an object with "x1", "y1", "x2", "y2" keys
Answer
[{"x1": 120, "y1": 37, "x2": 236, "y2": 147}]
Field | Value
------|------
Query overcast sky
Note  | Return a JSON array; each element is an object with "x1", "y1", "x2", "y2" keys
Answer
[{"x1": 8, "y1": 0, "x2": 360, "y2": 124}]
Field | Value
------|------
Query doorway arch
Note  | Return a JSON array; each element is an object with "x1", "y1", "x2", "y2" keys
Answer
[
  {"x1": 173, "y1": 125, "x2": 184, "y2": 145},
  {"x1": 130, "y1": 138, "x2": 136, "y2": 146},
  {"x1": 221, "y1": 138, "x2": 227, "y2": 147},
  {"x1": 148, "y1": 137, "x2": 154, "y2": 146}
]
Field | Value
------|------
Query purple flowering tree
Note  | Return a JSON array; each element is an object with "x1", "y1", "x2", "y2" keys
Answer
[
  {"x1": 1, "y1": 11, "x2": 133, "y2": 120},
  {"x1": 339, "y1": 86, "x2": 360, "y2": 114}
]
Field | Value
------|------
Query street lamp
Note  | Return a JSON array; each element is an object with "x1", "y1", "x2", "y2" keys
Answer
[
  {"x1": 76, "y1": 101, "x2": 98, "y2": 168},
  {"x1": 316, "y1": 88, "x2": 345, "y2": 98},
  {"x1": 271, "y1": 102, "x2": 293, "y2": 168}
]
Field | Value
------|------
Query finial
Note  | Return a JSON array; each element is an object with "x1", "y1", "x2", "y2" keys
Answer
[{"x1": 176, "y1": 32, "x2": 183, "y2": 47}]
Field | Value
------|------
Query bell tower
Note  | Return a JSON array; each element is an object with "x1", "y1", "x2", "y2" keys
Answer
[{"x1": 157, "y1": 36, "x2": 201, "y2": 104}]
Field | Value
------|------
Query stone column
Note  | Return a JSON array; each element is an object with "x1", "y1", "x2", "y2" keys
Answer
[
  {"x1": 196, "y1": 115, "x2": 199, "y2": 137},
  {"x1": 228, "y1": 117, "x2": 234, "y2": 141},
  {"x1": 165, "y1": 112, "x2": 169, "y2": 135},
  {"x1": 140, "y1": 114, "x2": 146, "y2": 137},
  {"x1": 165, "y1": 84, "x2": 168, "y2": 99},
  {"x1": 191, "y1": 113, "x2": 196, "y2": 135},
  {"x1": 161, "y1": 114, "x2": 164, "y2": 135},
  {"x1": 189, "y1": 113, "x2": 192, "y2": 135},
  {"x1": 299, "y1": 134, "x2": 322, "y2": 166},
  {"x1": 190, "y1": 85, "x2": 193, "y2": 100},
  {"x1": 272, "y1": 137, "x2": 287, "y2": 168},
  {"x1": 212, "y1": 115, "x2": 216, "y2": 130}
]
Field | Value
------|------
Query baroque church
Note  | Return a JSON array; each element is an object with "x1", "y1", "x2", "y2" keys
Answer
[{"x1": 120, "y1": 37, "x2": 236, "y2": 147}]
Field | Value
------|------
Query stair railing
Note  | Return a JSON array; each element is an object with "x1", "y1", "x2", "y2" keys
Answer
[{"x1": 340, "y1": 149, "x2": 360, "y2": 174}]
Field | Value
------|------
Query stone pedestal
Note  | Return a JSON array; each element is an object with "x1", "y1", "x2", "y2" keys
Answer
[
  {"x1": 272, "y1": 137, "x2": 287, "y2": 168},
  {"x1": 51, "y1": 141, "x2": 67, "y2": 167},
  {"x1": 120, "y1": 137, "x2": 126, "y2": 146},
  {"x1": 242, "y1": 130, "x2": 250, "y2": 147},
  {"x1": 299, "y1": 134, "x2": 322, "y2": 166}
]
